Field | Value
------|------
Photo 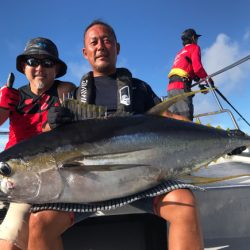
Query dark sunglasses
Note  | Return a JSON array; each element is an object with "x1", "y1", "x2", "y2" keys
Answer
[{"x1": 25, "y1": 58, "x2": 56, "y2": 68}]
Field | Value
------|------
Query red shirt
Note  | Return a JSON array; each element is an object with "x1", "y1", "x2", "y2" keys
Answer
[
  {"x1": 168, "y1": 43, "x2": 208, "y2": 82},
  {"x1": 5, "y1": 81, "x2": 61, "y2": 149}
]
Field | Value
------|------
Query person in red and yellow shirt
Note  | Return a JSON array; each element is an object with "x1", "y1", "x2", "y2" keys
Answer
[{"x1": 167, "y1": 28, "x2": 214, "y2": 120}]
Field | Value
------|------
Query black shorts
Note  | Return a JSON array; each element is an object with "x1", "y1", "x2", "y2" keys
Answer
[{"x1": 167, "y1": 89, "x2": 194, "y2": 120}]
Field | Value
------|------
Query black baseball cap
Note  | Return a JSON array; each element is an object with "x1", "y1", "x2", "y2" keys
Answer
[
  {"x1": 181, "y1": 29, "x2": 202, "y2": 40},
  {"x1": 16, "y1": 37, "x2": 67, "y2": 78}
]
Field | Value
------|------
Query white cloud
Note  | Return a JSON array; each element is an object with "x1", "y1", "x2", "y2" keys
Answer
[
  {"x1": 194, "y1": 32, "x2": 250, "y2": 111},
  {"x1": 243, "y1": 29, "x2": 250, "y2": 41},
  {"x1": 201, "y1": 33, "x2": 249, "y2": 93}
]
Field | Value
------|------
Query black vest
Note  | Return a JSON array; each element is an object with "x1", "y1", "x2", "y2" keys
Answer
[{"x1": 75, "y1": 68, "x2": 135, "y2": 113}]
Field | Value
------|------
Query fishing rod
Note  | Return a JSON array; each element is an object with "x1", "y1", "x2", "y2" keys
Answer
[{"x1": 191, "y1": 54, "x2": 250, "y2": 88}]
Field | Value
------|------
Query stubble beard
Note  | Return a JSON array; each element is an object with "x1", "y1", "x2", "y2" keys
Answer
[
  {"x1": 35, "y1": 80, "x2": 46, "y2": 90},
  {"x1": 95, "y1": 62, "x2": 115, "y2": 75}
]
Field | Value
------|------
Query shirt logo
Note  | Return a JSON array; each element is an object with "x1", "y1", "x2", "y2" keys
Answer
[
  {"x1": 119, "y1": 86, "x2": 130, "y2": 106},
  {"x1": 80, "y1": 79, "x2": 88, "y2": 103}
]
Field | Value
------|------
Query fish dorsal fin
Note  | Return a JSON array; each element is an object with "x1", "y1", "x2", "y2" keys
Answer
[
  {"x1": 62, "y1": 99, "x2": 107, "y2": 120},
  {"x1": 62, "y1": 99, "x2": 131, "y2": 120},
  {"x1": 147, "y1": 89, "x2": 208, "y2": 116}
]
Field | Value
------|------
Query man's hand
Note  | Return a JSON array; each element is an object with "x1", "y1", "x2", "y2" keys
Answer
[
  {"x1": 47, "y1": 106, "x2": 74, "y2": 129},
  {"x1": 198, "y1": 83, "x2": 209, "y2": 94},
  {"x1": 0, "y1": 85, "x2": 20, "y2": 111},
  {"x1": 162, "y1": 111, "x2": 190, "y2": 122},
  {"x1": 199, "y1": 77, "x2": 215, "y2": 94},
  {"x1": 205, "y1": 77, "x2": 214, "y2": 87}
]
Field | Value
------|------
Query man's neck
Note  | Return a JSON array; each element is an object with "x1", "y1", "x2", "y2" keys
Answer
[
  {"x1": 93, "y1": 69, "x2": 116, "y2": 77},
  {"x1": 30, "y1": 82, "x2": 53, "y2": 96}
]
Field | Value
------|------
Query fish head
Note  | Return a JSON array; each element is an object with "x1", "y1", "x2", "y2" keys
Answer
[{"x1": 0, "y1": 157, "x2": 44, "y2": 202}]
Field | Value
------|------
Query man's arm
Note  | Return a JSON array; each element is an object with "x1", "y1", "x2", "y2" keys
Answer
[
  {"x1": 191, "y1": 45, "x2": 208, "y2": 79},
  {"x1": 161, "y1": 110, "x2": 190, "y2": 122}
]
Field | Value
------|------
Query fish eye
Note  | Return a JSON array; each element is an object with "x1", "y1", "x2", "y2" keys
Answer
[{"x1": 0, "y1": 162, "x2": 12, "y2": 177}]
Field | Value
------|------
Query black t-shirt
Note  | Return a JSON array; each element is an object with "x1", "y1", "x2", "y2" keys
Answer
[{"x1": 94, "y1": 75, "x2": 117, "y2": 112}]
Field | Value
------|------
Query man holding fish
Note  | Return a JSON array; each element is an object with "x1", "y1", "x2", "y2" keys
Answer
[
  {"x1": 0, "y1": 37, "x2": 75, "y2": 249},
  {"x1": 25, "y1": 21, "x2": 203, "y2": 250}
]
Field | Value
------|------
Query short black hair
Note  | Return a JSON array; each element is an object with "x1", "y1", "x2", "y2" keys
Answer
[
  {"x1": 182, "y1": 37, "x2": 194, "y2": 46},
  {"x1": 83, "y1": 20, "x2": 117, "y2": 45},
  {"x1": 181, "y1": 28, "x2": 201, "y2": 46}
]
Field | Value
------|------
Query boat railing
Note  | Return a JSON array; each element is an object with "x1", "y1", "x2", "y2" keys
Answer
[
  {"x1": 193, "y1": 84, "x2": 240, "y2": 129},
  {"x1": 194, "y1": 109, "x2": 239, "y2": 129},
  {"x1": 192, "y1": 55, "x2": 250, "y2": 130}
]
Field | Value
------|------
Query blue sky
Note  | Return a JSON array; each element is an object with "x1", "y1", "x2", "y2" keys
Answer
[{"x1": 0, "y1": 0, "x2": 250, "y2": 150}]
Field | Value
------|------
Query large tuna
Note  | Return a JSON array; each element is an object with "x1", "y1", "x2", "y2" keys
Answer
[
  {"x1": 0, "y1": 95, "x2": 249, "y2": 207},
  {"x1": 0, "y1": 118, "x2": 249, "y2": 205}
]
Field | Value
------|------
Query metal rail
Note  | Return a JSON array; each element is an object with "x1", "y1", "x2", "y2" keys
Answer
[
  {"x1": 191, "y1": 54, "x2": 250, "y2": 88},
  {"x1": 193, "y1": 55, "x2": 250, "y2": 129},
  {"x1": 193, "y1": 108, "x2": 239, "y2": 129},
  {"x1": 194, "y1": 84, "x2": 239, "y2": 129}
]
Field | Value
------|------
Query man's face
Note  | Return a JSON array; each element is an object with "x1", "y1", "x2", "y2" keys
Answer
[
  {"x1": 22, "y1": 55, "x2": 58, "y2": 94},
  {"x1": 83, "y1": 24, "x2": 120, "y2": 76}
]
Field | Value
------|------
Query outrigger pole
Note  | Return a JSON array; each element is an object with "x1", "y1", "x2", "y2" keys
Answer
[{"x1": 192, "y1": 55, "x2": 250, "y2": 129}]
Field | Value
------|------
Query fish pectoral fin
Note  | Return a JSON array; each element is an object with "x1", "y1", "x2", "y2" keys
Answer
[
  {"x1": 85, "y1": 164, "x2": 148, "y2": 171},
  {"x1": 61, "y1": 162, "x2": 148, "y2": 171},
  {"x1": 180, "y1": 174, "x2": 250, "y2": 185},
  {"x1": 147, "y1": 89, "x2": 207, "y2": 116}
]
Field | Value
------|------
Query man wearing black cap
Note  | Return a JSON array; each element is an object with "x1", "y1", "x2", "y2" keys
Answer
[
  {"x1": 167, "y1": 28, "x2": 214, "y2": 121},
  {"x1": 0, "y1": 37, "x2": 75, "y2": 250}
]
